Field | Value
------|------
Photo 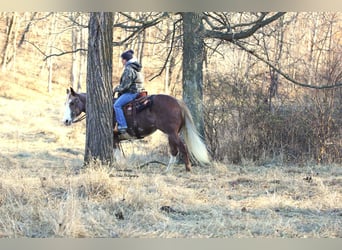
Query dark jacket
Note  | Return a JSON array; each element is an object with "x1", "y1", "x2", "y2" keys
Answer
[{"x1": 115, "y1": 61, "x2": 144, "y2": 94}]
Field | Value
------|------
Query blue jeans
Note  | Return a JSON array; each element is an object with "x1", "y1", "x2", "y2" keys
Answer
[{"x1": 114, "y1": 92, "x2": 138, "y2": 128}]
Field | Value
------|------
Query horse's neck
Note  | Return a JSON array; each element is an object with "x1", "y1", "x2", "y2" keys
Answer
[
  {"x1": 80, "y1": 93, "x2": 87, "y2": 112},
  {"x1": 80, "y1": 93, "x2": 86, "y2": 101}
]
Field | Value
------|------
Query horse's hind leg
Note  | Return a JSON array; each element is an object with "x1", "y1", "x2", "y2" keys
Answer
[
  {"x1": 166, "y1": 134, "x2": 178, "y2": 172},
  {"x1": 167, "y1": 133, "x2": 191, "y2": 172},
  {"x1": 166, "y1": 154, "x2": 177, "y2": 172},
  {"x1": 177, "y1": 137, "x2": 191, "y2": 172}
]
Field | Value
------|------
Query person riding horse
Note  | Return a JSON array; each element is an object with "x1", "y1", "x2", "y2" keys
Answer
[{"x1": 113, "y1": 50, "x2": 144, "y2": 134}]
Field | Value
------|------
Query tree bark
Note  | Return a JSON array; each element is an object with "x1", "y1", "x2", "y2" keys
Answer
[
  {"x1": 84, "y1": 12, "x2": 114, "y2": 165},
  {"x1": 181, "y1": 12, "x2": 205, "y2": 137}
]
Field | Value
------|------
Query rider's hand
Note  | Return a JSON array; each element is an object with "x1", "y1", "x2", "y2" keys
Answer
[{"x1": 114, "y1": 85, "x2": 121, "y2": 93}]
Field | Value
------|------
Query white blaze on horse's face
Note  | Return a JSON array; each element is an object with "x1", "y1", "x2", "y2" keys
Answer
[{"x1": 63, "y1": 94, "x2": 73, "y2": 126}]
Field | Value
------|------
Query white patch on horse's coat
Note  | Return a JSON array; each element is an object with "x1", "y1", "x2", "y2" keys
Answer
[
  {"x1": 113, "y1": 148, "x2": 122, "y2": 160},
  {"x1": 63, "y1": 95, "x2": 72, "y2": 124},
  {"x1": 166, "y1": 155, "x2": 177, "y2": 172}
]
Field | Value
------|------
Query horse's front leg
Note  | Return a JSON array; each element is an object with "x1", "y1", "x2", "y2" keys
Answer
[{"x1": 113, "y1": 138, "x2": 125, "y2": 162}]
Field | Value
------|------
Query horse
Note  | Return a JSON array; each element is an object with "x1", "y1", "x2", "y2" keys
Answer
[{"x1": 62, "y1": 87, "x2": 210, "y2": 171}]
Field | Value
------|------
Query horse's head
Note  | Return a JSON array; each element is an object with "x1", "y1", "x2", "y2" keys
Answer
[{"x1": 63, "y1": 87, "x2": 86, "y2": 126}]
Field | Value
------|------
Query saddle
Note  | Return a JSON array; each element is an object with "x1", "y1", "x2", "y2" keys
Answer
[
  {"x1": 114, "y1": 91, "x2": 153, "y2": 139},
  {"x1": 123, "y1": 91, "x2": 152, "y2": 115}
]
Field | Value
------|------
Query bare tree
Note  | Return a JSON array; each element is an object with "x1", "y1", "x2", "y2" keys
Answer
[
  {"x1": 70, "y1": 12, "x2": 88, "y2": 92},
  {"x1": 71, "y1": 12, "x2": 79, "y2": 91},
  {"x1": 77, "y1": 14, "x2": 87, "y2": 92},
  {"x1": 84, "y1": 12, "x2": 114, "y2": 165},
  {"x1": 181, "y1": 12, "x2": 206, "y2": 136},
  {"x1": 1, "y1": 12, "x2": 19, "y2": 72},
  {"x1": 46, "y1": 12, "x2": 57, "y2": 93}
]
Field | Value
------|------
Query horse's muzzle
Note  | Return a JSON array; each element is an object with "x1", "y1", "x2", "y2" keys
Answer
[{"x1": 64, "y1": 120, "x2": 72, "y2": 126}]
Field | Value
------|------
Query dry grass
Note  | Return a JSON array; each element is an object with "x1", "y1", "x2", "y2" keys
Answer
[{"x1": 0, "y1": 80, "x2": 341, "y2": 238}]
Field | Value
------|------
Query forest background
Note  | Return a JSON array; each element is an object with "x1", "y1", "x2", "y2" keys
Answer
[{"x1": 1, "y1": 12, "x2": 341, "y2": 164}]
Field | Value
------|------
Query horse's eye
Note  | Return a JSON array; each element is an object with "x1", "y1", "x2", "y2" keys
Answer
[{"x1": 70, "y1": 102, "x2": 74, "y2": 106}]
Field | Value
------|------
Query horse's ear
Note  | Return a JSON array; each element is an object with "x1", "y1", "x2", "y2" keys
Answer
[
  {"x1": 66, "y1": 88, "x2": 70, "y2": 94},
  {"x1": 70, "y1": 87, "x2": 76, "y2": 96}
]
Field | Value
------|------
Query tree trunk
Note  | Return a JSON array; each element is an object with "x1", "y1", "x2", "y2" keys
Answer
[
  {"x1": 138, "y1": 29, "x2": 145, "y2": 65},
  {"x1": 70, "y1": 13, "x2": 86, "y2": 92},
  {"x1": 181, "y1": 12, "x2": 205, "y2": 137},
  {"x1": 164, "y1": 22, "x2": 172, "y2": 94},
  {"x1": 77, "y1": 14, "x2": 86, "y2": 92},
  {"x1": 47, "y1": 12, "x2": 57, "y2": 93},
  {"x1": 1, "y1": 12, "x2": 18, "y2": 72},
  {"x1": 71, "y1": 13, "x2": 79, "y2": 91},
  {"x1": 84, "y1": 12, "x2": 114, "y2": 165}
]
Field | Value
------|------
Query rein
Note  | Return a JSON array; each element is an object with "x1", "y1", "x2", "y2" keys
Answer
[{"x1": 72, "y1": 113, "x2": 86, "y2": 123}]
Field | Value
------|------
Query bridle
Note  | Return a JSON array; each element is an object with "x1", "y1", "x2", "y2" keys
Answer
[{"x1": 72, "y1": 113, "x2": 86, "y2": 123}]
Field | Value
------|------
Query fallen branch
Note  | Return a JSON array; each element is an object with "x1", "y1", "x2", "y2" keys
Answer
[{"x1": 138, "y1": 160, "x2": 167, "y2": 169}]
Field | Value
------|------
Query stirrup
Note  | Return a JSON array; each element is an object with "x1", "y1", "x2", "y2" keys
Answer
[
  {"x1": 118, "y1": 132, "x2": 134, "y2": 140},
  {"x1": 118, "y1": 127, "x2": 127, "y2": 134}
]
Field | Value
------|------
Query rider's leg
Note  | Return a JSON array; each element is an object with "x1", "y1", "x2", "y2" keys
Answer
[{"x1": 113, "y1": 93, "x2": 138, "y2": 131}]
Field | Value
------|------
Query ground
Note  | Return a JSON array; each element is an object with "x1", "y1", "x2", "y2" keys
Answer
[{"x1": 0, "y1": 82, "x2": 341, "y2": 238}]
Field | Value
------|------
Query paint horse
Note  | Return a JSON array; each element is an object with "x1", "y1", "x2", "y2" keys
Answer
[{"x1": 63, "y1": 87, "x2": 210, "y2": 171}]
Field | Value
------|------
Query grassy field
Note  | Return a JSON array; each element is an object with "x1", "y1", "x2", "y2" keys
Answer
[{"x1": 0, "y1": 81, "x2": 341, "y2": 238}]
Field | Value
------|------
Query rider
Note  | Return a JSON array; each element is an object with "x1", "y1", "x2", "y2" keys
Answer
[{"x1": 113, "y1": 49, "x2": 144, "y2": 134}]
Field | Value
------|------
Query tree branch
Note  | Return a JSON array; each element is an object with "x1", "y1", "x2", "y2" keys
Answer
[
  {"x1": 18, "y1": 12, "x2": 37, "y2": 48},
  {"x1": 24, "y1": 40, "x2": 47, "y2": 57},
  {"x1": 204, "y1": 12, "x2": 286, "y2": 41},
  {"x1": 235, "y1": 41, "x2": 342, "y2": 89},
  {"x1": 203, "y1": 12, "x2": 229, "y2": 31},
  {"x1": 67, "y1": 12, "x2": 89, "y2": 28},
  {"x1": 230, "y1": 12, "x2": 268, "y2": 29},
  {"x1": 43, "y1": 48, "x2": 87, "y2": 61},
  {"x1": 113, "y1": 12, "x2": 168, "y2": 46},
  {"x1": 112, "y1": 20, "x2": 162, "y2": 46},
  {"x1": 149, "y1": 19, "x2": 180, "y2": 81},
  {"x1": 204, "y1": 40, "x2": 225, "y2": 59}
]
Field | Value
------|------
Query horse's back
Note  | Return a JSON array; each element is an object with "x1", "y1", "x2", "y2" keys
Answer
[
  {"x1": 149, "y1": 94, "x2": 183, "y2": 133},
  {"x1": 152, "y1": 94, "x2": 180, "y2": 108}
]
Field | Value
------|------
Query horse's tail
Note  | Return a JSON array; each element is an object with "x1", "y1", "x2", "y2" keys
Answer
[{"x1": 178, "y1": 100, "x2": 210, "y2": 166}]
